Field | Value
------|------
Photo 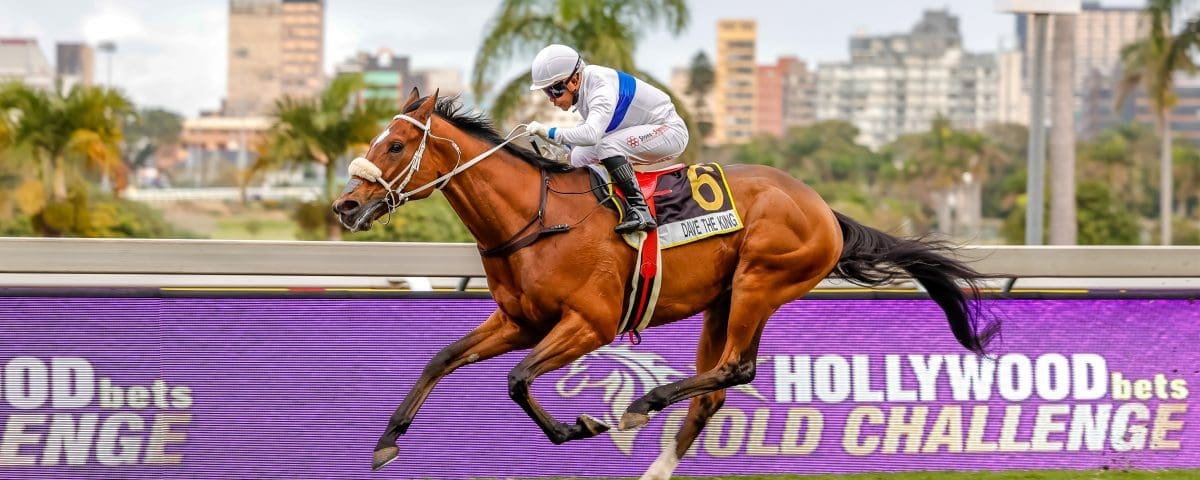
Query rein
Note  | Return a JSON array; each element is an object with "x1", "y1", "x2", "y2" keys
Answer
[
  {"x1": 348, "y1": 114, "x2": 529, "y2": 208},
  {"x1": 347, "y1": 113, "x2": 597, "y2": 257}
]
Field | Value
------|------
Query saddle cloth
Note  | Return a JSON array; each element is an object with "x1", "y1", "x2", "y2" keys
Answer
[
  {"x1": 587, "y1": 162, "x2": 744, "y2": 249},
  {"x1": 586, "y1": 163, "x2": 744, "y2": 342}
]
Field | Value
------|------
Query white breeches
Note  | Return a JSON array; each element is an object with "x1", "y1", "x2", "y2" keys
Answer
[{"x1": 569, "y1": 122, "x2": 689, "y2": 168}]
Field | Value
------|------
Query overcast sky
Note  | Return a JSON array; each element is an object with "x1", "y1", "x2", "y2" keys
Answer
[{"x1": 0, "y1": 0, "x2": 1143, "y2": 117}]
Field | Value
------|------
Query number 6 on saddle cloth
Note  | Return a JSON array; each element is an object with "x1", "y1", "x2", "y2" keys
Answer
[{"x1": 583, "y1": 162, "x2": 745, "y2": 342}]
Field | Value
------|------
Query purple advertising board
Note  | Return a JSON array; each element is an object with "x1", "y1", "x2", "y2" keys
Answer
[{"x1": 0, "y1": 294, "x2": 1196, "y2": 479}]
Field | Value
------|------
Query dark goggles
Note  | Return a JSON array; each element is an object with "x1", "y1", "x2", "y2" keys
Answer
[{"x1": 542, "y1": 59, "x2": 581, "y2": 99}]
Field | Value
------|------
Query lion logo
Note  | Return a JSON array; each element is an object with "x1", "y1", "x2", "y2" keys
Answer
[{"x1": 554, "y1": 345, "x2": 766, "y2": 454}]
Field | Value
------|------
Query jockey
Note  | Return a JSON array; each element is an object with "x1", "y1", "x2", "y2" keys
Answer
[{"x1": 526, "y1": 44, "x2": 689, "y2": 234}]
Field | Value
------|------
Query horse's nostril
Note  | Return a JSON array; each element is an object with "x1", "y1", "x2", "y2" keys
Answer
[{"x1": 336, "y1": 199, "x2": 360, "y2": 214}]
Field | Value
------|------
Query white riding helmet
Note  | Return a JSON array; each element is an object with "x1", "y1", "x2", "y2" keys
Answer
[{"x1": 529, "y1": 44, "x2": 582, "y2": 90}]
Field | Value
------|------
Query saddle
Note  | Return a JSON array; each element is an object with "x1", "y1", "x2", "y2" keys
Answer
[{"x1": 587, "y1": 163, "x2": 744, "y2": 343}]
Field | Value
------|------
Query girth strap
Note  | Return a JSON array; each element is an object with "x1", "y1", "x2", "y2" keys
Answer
[{"x1": 479, "y1": 168, "x2": 571, "y2": 257}]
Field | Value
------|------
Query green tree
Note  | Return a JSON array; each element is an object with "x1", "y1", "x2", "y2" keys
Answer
[
  {"x1": 1004, "y1": 180, "x2": 1140, "y2": 245},
  {"x1": 471, "y1": 0, "x2": 694, "y2": 157},
  {"x1": 979, "y1": 123, "x2": 1027, "y2": 220},
  {"x1": 0, "y1": 82, "x2": 134, "y2": 201},
  {"x1": 781, "y1": 121, "x2": 882, "y2": 185},
  {"x1": 686, "y1": 50, "x2": 715, "y2": 141},
  {"x1": 887, "y1": 117, "x2": 1007, "y2": 237},
  {"x1": 1171, "y1": 137, "x2": 1200, "y2": 218},
  {"x1": 1117, "y1": 0, "x2": 1200, "y2": 244},
  {"x1": 1078, "y1": 123, "x2": 1158, "y2": 217},
  {"x1": 123, "y1": 108, "x2": 183, "y2": 170},
  {"x1": 254, "y1": 73, "x2": 393, "y2": 240}
]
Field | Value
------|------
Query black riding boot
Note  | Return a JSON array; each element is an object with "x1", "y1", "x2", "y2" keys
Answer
[{"x1": 601, "y1": 155, "x2": 657, "y2": 234}]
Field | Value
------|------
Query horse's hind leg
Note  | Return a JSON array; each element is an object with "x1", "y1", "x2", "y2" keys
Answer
[
  {"x1": 373, "y1": 309, "x2": 534, "y2": 470},
  {"x1": 508, "y1": 309, "x2": 611, "y2": 444},
  {"x1": 620, "y1": 276, "x2": 812, "y2": 430},
  {"x1": 640, "y1": 294, "x2": 730, "y2": 480}
]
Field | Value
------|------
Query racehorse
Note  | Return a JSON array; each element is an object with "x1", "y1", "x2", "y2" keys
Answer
[{"x1": 332, "y1": 89, "x2": 1000, "y2": 479}]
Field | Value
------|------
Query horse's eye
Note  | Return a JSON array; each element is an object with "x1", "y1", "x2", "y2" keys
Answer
[{"x1": 389, "y1": 142, "x2": 403, "y2": 154}]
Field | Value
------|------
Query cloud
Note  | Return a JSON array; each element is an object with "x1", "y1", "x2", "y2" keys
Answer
[{"x1": 82, "y1": 10, "x2": 145, "y2": 44}]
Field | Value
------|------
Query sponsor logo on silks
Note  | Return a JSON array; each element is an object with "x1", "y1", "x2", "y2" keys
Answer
[
  {"x1": 627, "y1": 135, "x2": 641, "y2": 148},
  {"x1": 0, "y1": 357, "x2": 194, "y2": 466},
  {"x1": 637, "y1": 125, "x2": 670, "y2": 144},
  {"x1": 554, "y1": 345, "x2": 766, "y2": 455}
]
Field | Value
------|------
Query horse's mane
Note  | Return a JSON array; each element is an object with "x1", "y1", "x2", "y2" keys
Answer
[{"x1": 405, "y1": 96, "x2": 575, "y2": 173}]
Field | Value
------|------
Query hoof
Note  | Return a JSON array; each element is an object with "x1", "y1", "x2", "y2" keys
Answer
[
  {"x1": 577, "y1": 414, "x2": 611, "y2": 436},
  {"x1": 619, "y1": 412, "x2": 650, "y2": 431},
  {"x1": 372, "y1": 446, "x2": 399, "y2": 471}
]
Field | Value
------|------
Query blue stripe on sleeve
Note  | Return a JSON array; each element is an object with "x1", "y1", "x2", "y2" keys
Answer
[{"x1": 605, "y1": 71, "x2": 637, "y2": 134}]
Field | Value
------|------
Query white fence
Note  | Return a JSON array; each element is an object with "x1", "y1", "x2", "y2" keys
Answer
[{"x1": 1, "y1": 238, "x2": 1198, "y2": 291}]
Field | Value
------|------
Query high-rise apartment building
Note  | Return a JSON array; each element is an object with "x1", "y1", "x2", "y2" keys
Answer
[
  {"x1": 714, "y1": 19, "x2": 757, "y2": 144},
  {"x1": 55, "y1": 42, "x2": 94, "y2": 90},
  {"x1": 0, "y1": 38, "x2": 54, "y2": 91},
  {"x1": 280, "y1": 0, "x2": 324, "y2": 98},
  {"x1": 227, "y1": 0, "x2": 324, "y2": 115},
  {"x1": 336, "y1": 49, "x2": 414, "y2": 110},
  {"x1": 816, "y1": 10, "x2": 998, "y2": 149},
  {"x1": 669, "y1": 65, "x2": 716, "y2": 145},
  {"x1": 1018, "y1": 1, "x2": 1144, "y2": 89},
  {"x1": 778, "y1": 56, "x2": 817, "y2": 130},
  {"x1": 755, "y1": 56, "x2": 817, "y2": 138},
  {"x1": 756, "y1": 63, "x2": 784, "y2": 137}
]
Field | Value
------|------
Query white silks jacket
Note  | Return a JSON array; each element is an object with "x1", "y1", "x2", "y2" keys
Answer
[{"x1": 549, "y1": 64, "x2": 684, "y2": 147}]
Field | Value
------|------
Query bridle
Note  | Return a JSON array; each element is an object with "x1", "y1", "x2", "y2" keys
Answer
[
  {"x1": 343, "y1": 111, "x2": 598, "y2": 257},
  {"x1": 346, "y1": 113, "x2": 530, "y2": 217}
]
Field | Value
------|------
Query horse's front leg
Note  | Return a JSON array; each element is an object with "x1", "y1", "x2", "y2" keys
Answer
[
  {"x1": 374, "y1": 309, "x2": 534, "y2": 470},
  {"x1": 508, "y1": 310, "x2": 611, "y2": 444}
]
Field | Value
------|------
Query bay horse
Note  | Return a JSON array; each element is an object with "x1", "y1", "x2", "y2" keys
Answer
[{"x1": 332, "y1": 89, "x2": 999, "y2": 479}]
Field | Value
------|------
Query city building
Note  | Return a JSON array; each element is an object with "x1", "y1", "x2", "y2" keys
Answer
[
  {"x1": 815, "y1": 10, "x2": 998, "y2": 149},
  {"x1": 55, "y1": 42, "x2": 94, "y2": 91},
  {"x1": 996, "y1": 47, "x2": 1029, "y2": 126},
  {"x1": 336, "y1": 49, "x2": 414, "y2": 110},
  {"x1": 226, "y1": 0, "x2": 325, "y2": 116},
  {"x1": 755, "y1": 56, "x2": 817, "y2": 138},
  {"x1": 279, "y1": 0, "x2": 324, "y2": 99},
  {"x1": 335, "y1": 50, "x2": 467, "y2": 110},
  {"x1": 778, "y1": 56, "x2": 817, "y2": 130},
  {"x1": 714, "y1": 19, "x2": 757, "y2": 144},
  {"x1": 669, "y1": 65, "x2": 716, "y2": 145},
  {"x1": 0, "y1": 38, "x2": 54, "y2": 90},
  {"x1": 1017, "y1": 1, "x2": 1144, "y2": 90},
  {"x1": 415, "y1": 68, "x2": 466, "y2": 98},
  {"x1": 1081, "y1": 70, "x2": 1200, "y2": 144},
  {"x1": 756, "y1": 63, "x2": 784, "y2": 137},
  {"x1": 179, "y1": 115, "x2": 272, "y2": 186}
]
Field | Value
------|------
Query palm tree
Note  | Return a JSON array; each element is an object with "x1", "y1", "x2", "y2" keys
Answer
[
  {"x1": 1050, "y1": 14, "x2": 1077, "y2": 245},
  {"x1": 0, "y1": 82, "x2": 133, "y2": 201},
  {"x1": 472, "y1": 0, "x2": 693, "y2": 156},
  {"x1": 686, "y1": 50, "x2": 715, "y2": 141},
  {"x1": 253, "y1": 73, "x2": 392, "y2": 240},
  {"x1": 1116, "y1": 0, "x2": 1200, "y2": 245}
]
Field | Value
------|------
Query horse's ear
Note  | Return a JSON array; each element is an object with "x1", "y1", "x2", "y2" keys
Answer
[
  {"x1": 403, "y1": 87, "x2": 420, "y2": 110},
  {"x1": 412, "y1": 88, "x2": 440, "y2": 122}
]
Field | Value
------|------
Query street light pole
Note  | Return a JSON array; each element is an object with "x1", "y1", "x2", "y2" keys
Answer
[
  {"x1": 1026, "y1": 13, "x2": 1048, "y2": 245},
  {"x1": 995, "y1": 1, "x2": 1081, "y2": 245},
  {"x1": 97, "y1": 41, "x2": 116, "y2": 88}
]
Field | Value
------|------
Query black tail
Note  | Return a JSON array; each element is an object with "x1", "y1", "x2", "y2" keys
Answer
[{"x1": 832, "y1": 211, "x2": 1000, "y2": 355}]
